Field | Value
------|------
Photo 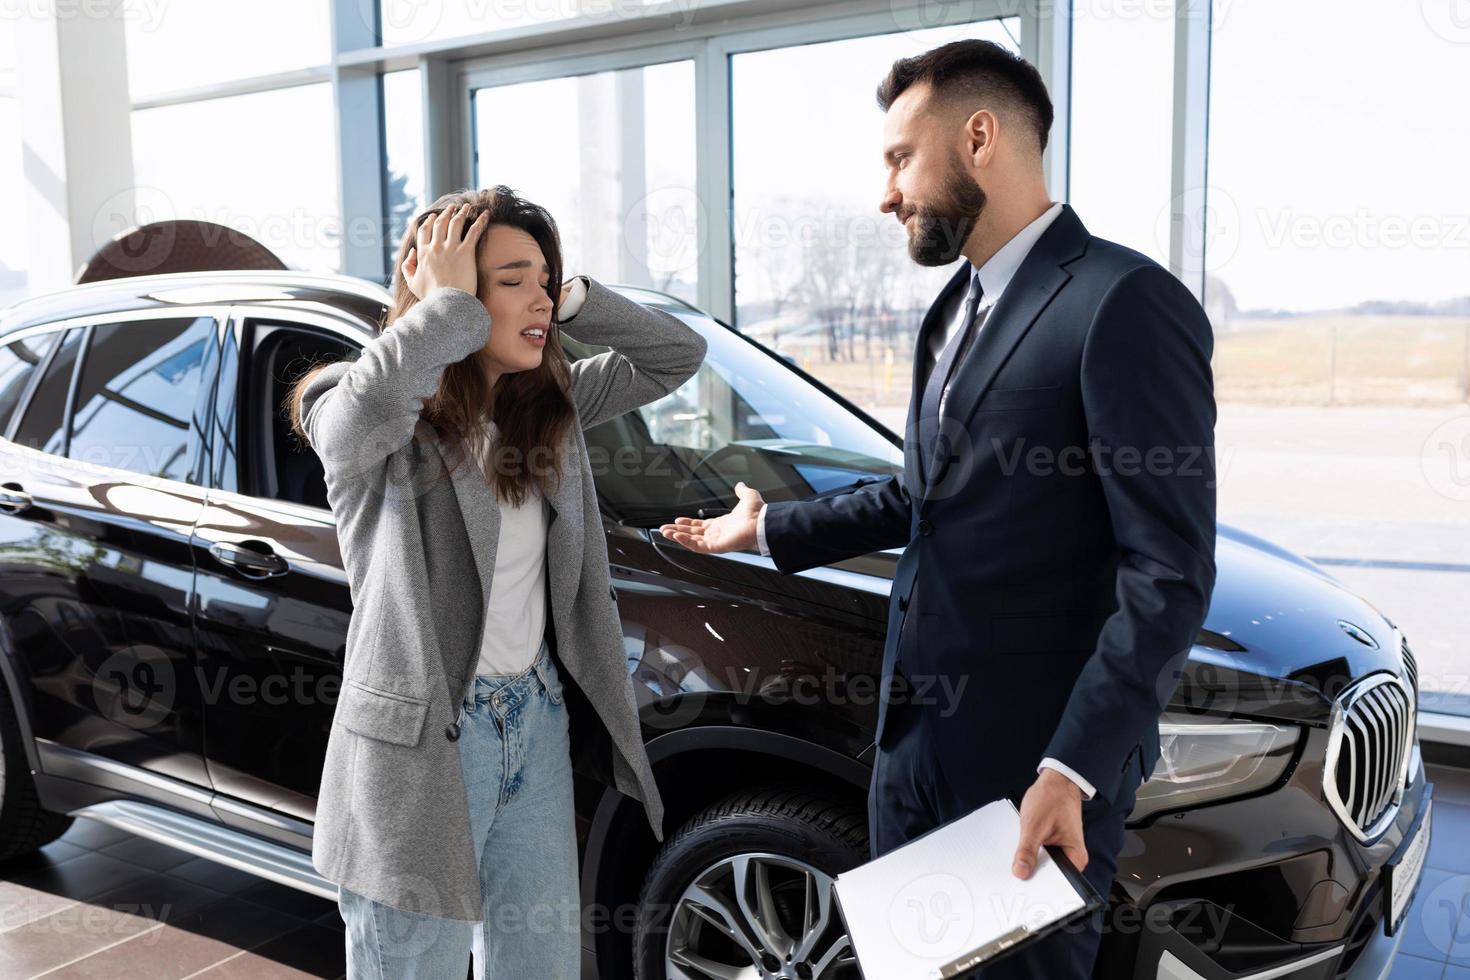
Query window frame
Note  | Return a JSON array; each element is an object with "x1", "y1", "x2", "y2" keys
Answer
[
  {"x1": 449, "y1": 0, "x2": 1029, "y2": 326},
  {"x1": 123, "y1": 0, "x2": 1084, "y2": 306},
  {"x1": 462, "y1": 45, "x2": 702, "y2": 306},
  {"x1": 1, "y1": 325, "x2": 67, "y2": 444},
  {"x1": 206, "y1": 305, "x2": 374, "y2": 520}
]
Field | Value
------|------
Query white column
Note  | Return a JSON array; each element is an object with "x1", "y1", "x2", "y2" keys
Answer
[
  {"x1": 331, "y1": 0, "x2": 387, "y2": 282},
  {"x1": 1024, "y1": 0, "x2": 1072, "y2": 202},
  {"x1": 419, "y1": 55, "x2": 460, "y2": 204},
  {"x1": 615, "y1": 68, "x2": 649, "y2": 288},
  {"x1": 577, "y1": 72, "x2": 617, "y2": 279},
  {"x1": 16, "y1": 4, "x2": 135, "y2": 293},
  {"x1": 695, "y1": 36, "x2": 733, "y2": 324},
  {"x1": 1169, "y1": 0, "x2": 1213, "y2": 303}
]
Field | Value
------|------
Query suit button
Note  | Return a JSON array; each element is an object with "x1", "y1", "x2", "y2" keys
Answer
[
  {"x1": 898, "y1": 595, "x2": 908, "y2": 611},
  {"x1": 918, "y1": 519, "x2": 932, "y2": 536},
  {"x1": 445, "y1": 723, "x2": 460, "y2": 741}
]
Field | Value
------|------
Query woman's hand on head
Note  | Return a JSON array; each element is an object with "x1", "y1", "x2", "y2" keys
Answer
[{"x1": 402, "y1": 203, "x2": 488, "y2": 300}]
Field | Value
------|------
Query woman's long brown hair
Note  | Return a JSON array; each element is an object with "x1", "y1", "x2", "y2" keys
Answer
[{"x1": 286, "y1": 185, "x2": 577, "y2": 507}]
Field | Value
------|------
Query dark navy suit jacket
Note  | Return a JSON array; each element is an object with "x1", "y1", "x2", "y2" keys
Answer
[{"x1": 762, "y1": 203, "x2": 1217, "y2": 808}]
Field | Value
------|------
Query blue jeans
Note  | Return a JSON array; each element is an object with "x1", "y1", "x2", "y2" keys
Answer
[{"x1": 339, "y1": 637, "x2": 581, "y2": 979}]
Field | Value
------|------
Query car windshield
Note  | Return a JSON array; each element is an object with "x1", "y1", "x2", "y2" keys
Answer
[{"x1": 569, "y1": 311, "x2": 904, "y2": 527}]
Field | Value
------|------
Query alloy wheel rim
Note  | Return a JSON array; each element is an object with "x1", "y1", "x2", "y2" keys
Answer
[{"x1": 664, "y1": 851, "x2": 857, "y2": 980}]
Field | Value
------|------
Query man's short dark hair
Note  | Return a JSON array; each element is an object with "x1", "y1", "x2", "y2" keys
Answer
[{"x1": 876, "y1": 40, "x2": 1053, "y2": 155}]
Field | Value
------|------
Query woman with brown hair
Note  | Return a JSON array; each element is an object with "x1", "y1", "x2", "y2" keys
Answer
[{"x1": 287, "y1": 185, "x2": 706, "y2": 978}]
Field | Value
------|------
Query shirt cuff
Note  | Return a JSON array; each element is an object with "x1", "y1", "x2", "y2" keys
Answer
[
  {"x1": 1038, "y1": 757, "x2": 1096, "y2": 800},
  {"x1": 755, "y1": 503, "x2": 771, "y2": 557},
  {"x1": 557, "y1": 275, "x2": 590, "y2": 321}
]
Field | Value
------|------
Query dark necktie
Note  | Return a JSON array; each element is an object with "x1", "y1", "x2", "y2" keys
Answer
[{"x1": 918, "y1": 273, "x2": 984, "y2": 486}]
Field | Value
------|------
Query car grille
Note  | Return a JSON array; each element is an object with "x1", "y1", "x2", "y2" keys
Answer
[
  {"x1": 1323, "y1": 669, "x2": 1415, "y2": 842},
  {"x1": 1401, "y1": 635, "x2": 1419, "y2": 696}
]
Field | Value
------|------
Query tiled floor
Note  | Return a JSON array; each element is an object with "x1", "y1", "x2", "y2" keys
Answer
[
  {"x1": 1389, "y1": 764, "x2": 1470, "y2": 980},
  {"x1": 0, "y1": 819, "x2": 346, "y2": 979},
  {"x1": 1, "y1": 765, "x2": 1468, "y2": 978}
]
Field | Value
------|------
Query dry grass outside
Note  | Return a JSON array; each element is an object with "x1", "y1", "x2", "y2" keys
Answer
[
  {"x1": 1211, "y1": 315, "x2": 1470, "y2": 405},
  {"x1": 776, "y1": 315, "x2": 1470, "y2": 412}
]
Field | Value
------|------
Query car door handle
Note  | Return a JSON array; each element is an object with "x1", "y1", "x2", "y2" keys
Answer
[
  {"x1": 0, "y1": 483, "x2": 33, "y2": 514},
  {"x1": 209, "y1": 541, "x2": 290, "y2": 578}
]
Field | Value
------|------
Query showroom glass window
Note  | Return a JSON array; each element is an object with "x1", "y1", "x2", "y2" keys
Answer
[
  {"x1": 0, "y1": 18, "x2": 24, "y2": 307},
  {"x1": 131, "y1": 85, "x2": 341, "y2": 273},
  {"x1": 1206, "y1": 0, "x2": 1470, "y2": 711},
  {"x1": 123, "y1": 0, "x2": 329, "y2": 101},
  {"x1": 471, "y1": 60, "x2": 698, "y2": 306},
  {"x1": 383, "y1": 68, "x2": 425, "y2": 279},
  {"x1": 121, "y1": 2, "x2": 338, "y2": 274},
  {"x1": 1068, "y1": 0, "x2": 1173, "y2": 268},
  {"x1": 730, "y1": 17, "x2": 1020, "y2": 437},
  {"x1": 382, "y1": 0, "x2": 661, "y2": 46}
]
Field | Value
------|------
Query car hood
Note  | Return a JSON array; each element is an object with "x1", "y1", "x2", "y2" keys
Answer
[
  {"x1": 844, "y1": 522, "x2": 1407, "y2": 717},
  {"x1": 1199, "y1": 524, "x2": 1406, "y2": 691}
]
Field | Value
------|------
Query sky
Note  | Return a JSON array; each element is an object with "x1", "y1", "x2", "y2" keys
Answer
[{"x1": 1202, "y1": 0, "x2": 1470, "y2": 311}]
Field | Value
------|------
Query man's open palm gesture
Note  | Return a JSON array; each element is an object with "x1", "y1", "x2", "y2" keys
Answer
[{"x1": 659, "y1": 481, "x2": 765, "y2": 554}]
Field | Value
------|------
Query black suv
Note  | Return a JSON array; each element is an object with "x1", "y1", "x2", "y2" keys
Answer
[{"x1": 0, "y1": 266, "x2": 1432, "y2": 980}]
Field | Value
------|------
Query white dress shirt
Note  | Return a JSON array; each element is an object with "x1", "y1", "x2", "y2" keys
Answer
[
  {"x1": 924, "y1": 201, "x2": 1064, "y2": 376},
  {"x1": 751, "y1": 202, "x2": 1095, "y2": 799}
]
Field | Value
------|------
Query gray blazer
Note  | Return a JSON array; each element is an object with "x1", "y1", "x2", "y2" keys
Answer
[{"x1": 298, "y1": 277, "x2": 707, "y2": 920}]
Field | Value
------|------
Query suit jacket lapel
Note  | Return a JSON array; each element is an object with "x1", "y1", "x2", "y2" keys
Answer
[{"x1": 919, "y1": 205, "x2": 1091, "y2": 511}]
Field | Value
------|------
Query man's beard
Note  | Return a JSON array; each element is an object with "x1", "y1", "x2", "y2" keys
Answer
[{"x1": 904, "y1": 151, "x2": 986, "y2": 266}]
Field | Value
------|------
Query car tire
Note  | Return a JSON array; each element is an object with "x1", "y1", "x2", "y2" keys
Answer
[
  {"x1": 0, "y1": 680, "x2": 73, "y2": 861},
  {"x1": 633, "y1": 782, "x2": 868, "y2": 980}
]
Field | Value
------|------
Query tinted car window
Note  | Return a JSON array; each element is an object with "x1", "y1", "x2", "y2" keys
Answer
[
  {"x1": 573, "y1": 313, "x2": 903, "y2": 526},
  {"x1": 12, "y1": 328, "x2": 84, "y2": 455},
  {"x1": 68, "y1": 316, "x2": 214, "y2": 481},
  {"x1": 0, "y1": 332, "x2": 59, "y2": 436}
]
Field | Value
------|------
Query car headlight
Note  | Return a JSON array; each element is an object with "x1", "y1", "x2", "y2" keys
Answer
[{"x1": 1129, "y1": 712, "x2": 1301, "y2": 821}]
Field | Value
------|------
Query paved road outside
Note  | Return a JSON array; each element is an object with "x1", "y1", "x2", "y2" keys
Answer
[{"x1": 864, "y1": 402, "x2": 1470, "y2": 714}]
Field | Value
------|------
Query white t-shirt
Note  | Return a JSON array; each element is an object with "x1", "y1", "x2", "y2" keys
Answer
[{"x1": 465, "y1": 420, "x2": 549, "y2": 675}]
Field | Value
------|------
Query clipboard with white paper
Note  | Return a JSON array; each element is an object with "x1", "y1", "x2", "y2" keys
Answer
[{"x1": 831, "y1": 795, "x2": 1105, "y2": 979}]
